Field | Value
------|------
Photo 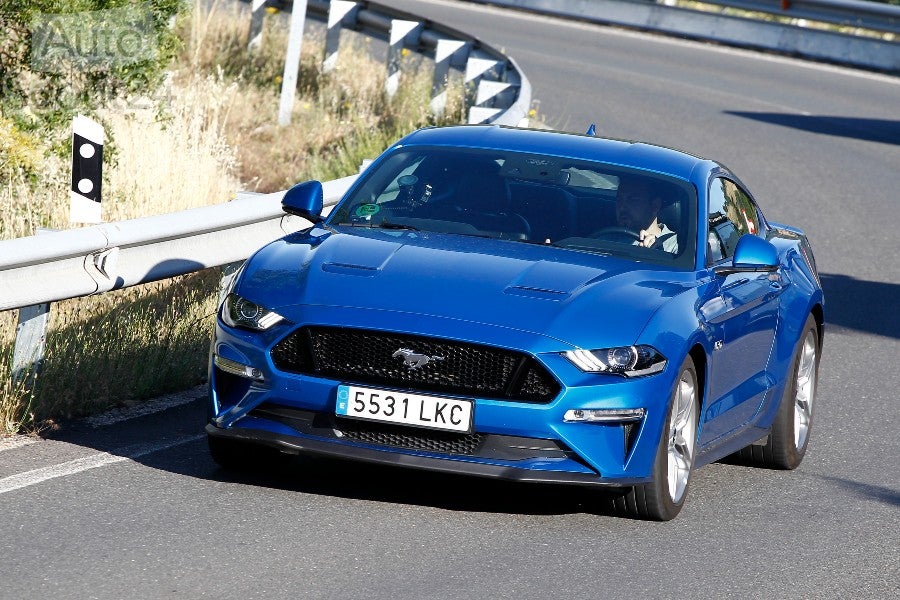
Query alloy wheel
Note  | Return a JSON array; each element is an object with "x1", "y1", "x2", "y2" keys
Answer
[
  {"x1": 793, "y1": 330, "x2": 817, "y2": 450},
  {"x1": 666, "y1": 369, "x2": 698, "y2": 504}
]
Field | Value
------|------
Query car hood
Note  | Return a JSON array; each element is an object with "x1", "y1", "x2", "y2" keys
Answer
[{"x1": 237, "y1": 229, "x2": 697, "y2": 349}]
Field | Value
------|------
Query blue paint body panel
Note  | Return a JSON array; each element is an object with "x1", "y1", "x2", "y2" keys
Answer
[{"x1": 207, "y1": 125, "x2": 824, "y2": 491}]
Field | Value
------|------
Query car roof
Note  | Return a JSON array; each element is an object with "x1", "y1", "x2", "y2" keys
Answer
[{"x1": 395, "y1": 125, "x2": 716, "y2": 182}]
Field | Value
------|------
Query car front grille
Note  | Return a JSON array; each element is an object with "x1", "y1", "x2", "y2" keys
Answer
[{"x1": 270, "y1": 326, "x2": 560, "y2": 403}]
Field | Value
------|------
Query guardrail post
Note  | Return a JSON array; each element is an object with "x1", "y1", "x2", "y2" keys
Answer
[
  {"x1": 278, "y1": 0, "x2": 309, "y2": 126},
  {"x1": 10, "y1": 228, "x2": 57, "y2": 392},
  {"x1": 470, "y1": 80, "x2": 515, "y2": 124},
  {"x1": 11, "y1": 303, "x2": 50, "y2": 392},
  {"x1": 323, "y1": 0, "x2": 359, "y2": 73},
  {"x1": 386, "y1": 19, "x2": 423, "y2": 98},
  {"x1": 464, "y1": 54, "x2": 506, "y2": 124},
  {"x1": 247, "y1": 0, "x2": 267, "y2": 51},
  {"x1": 431, "y1": 39, "x2": 468, "y2": 118}
]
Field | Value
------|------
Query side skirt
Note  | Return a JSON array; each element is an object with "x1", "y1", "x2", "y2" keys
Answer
[{"x1": 695, "y1": 425, "x2": 769, "y2": 469}]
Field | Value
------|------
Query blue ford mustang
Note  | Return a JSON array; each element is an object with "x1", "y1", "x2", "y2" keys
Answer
[{"x1": 206, "y1": 125, "x2": 824, "y2": 520}]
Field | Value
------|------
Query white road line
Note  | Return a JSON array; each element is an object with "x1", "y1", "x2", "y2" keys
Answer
[
  {"x1": 0, "y1": 386, "x2": 205, "y2": 453},
  {"x1": 0, "y1": 433, "x2": 205, "y2": 495},
  {"x1": 83, "y1": 385, "x2": 206, "y2": 428}
]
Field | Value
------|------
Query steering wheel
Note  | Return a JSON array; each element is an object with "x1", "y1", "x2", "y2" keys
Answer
[{"x1": 592, "y1": 226, "x2": 642, "y2": 244}]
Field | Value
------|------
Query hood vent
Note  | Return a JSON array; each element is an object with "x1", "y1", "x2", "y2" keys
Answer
[{"x1": 504, "y1": 285, "x2": 569, "y2": 301}]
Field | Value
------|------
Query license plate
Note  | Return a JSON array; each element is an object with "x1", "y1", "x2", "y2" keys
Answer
[{"x1": 336, "y1": 384, "x2": 473, "y2": 433}]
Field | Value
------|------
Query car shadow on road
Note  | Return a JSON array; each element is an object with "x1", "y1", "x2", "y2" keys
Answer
[
  {"x1": 719, "y1": 451, "x2": 900, "y2": 508},
  {"x1": 146, "y1": 438, "x2": 655, "y2": 520},
  {"x1": 723, "y1": 112, "x2": 900, "y2": 146},
  {"x1": 37, "y1": 396, "x2": 639, "y2": 519},
  {"x1": 819, "y1": 272, "x2": 900, "y2": 340},
  {"x1": 814, "y1": 474, "x2": 900, "y2": 508}
]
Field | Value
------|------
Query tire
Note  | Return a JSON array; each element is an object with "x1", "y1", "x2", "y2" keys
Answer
[
  {"x1": 735, "y1": 313, "x2": 819, "y2": 469},
  {"x1": 208, "y1": 434, "x2": 293, "y2": 472},
  {"x1": 610, "y1": 356, "x2": 699, "y2": 521}
]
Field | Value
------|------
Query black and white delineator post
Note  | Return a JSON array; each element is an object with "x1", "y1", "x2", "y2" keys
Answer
[{"x1": 70, "y1": 115, "x2": 104, "y2": 224}]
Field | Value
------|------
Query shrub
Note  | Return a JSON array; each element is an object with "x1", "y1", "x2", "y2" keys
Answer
[
  {"x1": 0, "y1": 0, "x2": 183, "y2": 134},
  {"x1": 0, "y1": 114, "x2": 42, "y2": 181}
]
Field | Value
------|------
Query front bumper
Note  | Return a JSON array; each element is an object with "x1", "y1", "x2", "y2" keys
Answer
[
  {"x1": 208, "y1": 317, "x2": 677, "y2": 486},
  {"x1": 205, "y1": 421, "x2": 646, "y2": 487}
]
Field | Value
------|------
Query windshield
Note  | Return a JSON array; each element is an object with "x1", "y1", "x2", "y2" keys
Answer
[{"x1": 327, "y1": 146, "x2": 697, "y2": 269}]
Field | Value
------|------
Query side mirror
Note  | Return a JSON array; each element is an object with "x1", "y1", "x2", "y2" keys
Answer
[
  {"x1": 714, "y1": 234, "x2": 778, "y2": 276},
  {"x1": 282, "y1": 180, "x2": 323, "y2": 223}
]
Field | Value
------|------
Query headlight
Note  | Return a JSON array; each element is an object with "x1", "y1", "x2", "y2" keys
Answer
[
  {"x1": 563, "y1": 345, "x2": 666, "y2": 377},
  {"x1": 221, "y1": 293, "x2": 285, "y2": 331}
]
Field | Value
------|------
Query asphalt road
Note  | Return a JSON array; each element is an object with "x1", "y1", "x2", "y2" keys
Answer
[{"x1": 2, "y1": 1, "x2": 898, "y2": 598}]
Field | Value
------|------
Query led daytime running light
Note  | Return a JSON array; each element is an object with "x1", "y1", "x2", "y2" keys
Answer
[
  {"x1": 564, "y1": 408, "x2": 646, "y2": 422},
  {"x1": 214, "y1": 354, "x2": 265, "y2": 381}
]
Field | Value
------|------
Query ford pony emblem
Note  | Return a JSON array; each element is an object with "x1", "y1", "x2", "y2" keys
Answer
[{"x1": 392, "y1": 348, "x2": 445, "y2": 370}]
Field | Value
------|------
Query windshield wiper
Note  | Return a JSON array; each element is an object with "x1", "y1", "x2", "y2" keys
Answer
[
  {"x1": 558, "y1": 244, "x2": 612, "y2": 256},
  {"x1": 378, "y1": 221, "x2": 420, "y2": 231},
  {"x1": 331, "y1": 221, "x2": 419, "y2": 231}
]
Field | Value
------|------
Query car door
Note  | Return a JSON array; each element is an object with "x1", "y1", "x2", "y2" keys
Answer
[{"x1": 698, "y1": 177, "x2": 781, "y2": 445}]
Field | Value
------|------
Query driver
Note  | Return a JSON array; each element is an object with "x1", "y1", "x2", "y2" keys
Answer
[{"x1": 615, "y1": 175, "x2": 679, "y2": 253}]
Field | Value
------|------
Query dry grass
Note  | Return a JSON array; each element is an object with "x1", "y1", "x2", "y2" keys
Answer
[
  {"x1": 0, "y1": 0, "x2": 467, "y2": 435},
  {"x1": 1, "y1": 271, "x2": 220, "y2": 432},
  {"x1": 0, "y1": 314, "x2": 34, "y2": 434},
  {"x1": 191, "y1": 2, "x2": 465, "y2": 191},
  {"x1": 100, "y1": 73, "x2": 240, "y2": 221}
]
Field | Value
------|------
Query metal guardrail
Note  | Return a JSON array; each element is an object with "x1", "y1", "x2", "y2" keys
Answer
[
  {"x1": 3, "y1": 0, "x2": 893, "y2": 309},
  {"x1": 700, "y1": 0, "x2": 900, "y2": 35},
  {"x1": 0, "y1": 177, "x2": 354, "y2": 312},
  {"x1": 463, "y1": 0, "x2": 899, "y2": 73}
]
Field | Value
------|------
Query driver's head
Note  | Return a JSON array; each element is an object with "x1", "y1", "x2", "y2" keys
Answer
[{"x1": 616, "y1": 175, "x2": 662, "y2": 231}]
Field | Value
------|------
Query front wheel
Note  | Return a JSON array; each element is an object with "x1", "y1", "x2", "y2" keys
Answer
[{"x1": 610, "y1": 356, "x2": 699, "y2": 521}]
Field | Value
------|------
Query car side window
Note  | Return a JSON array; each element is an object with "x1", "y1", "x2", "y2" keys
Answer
[{"x1": 707, "y1": 177, "x2": 761, "y2": 263}]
